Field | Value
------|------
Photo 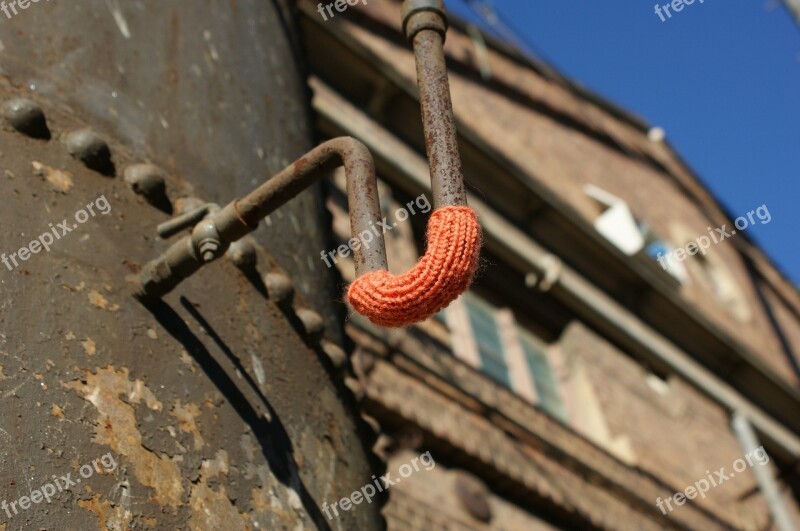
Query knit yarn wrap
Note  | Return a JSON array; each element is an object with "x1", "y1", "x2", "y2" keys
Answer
[{"x1": 347, "y1": 205, "x2": 482, "y2": 327}]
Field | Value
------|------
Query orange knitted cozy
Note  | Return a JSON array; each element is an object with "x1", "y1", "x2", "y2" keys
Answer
[{"x1": 347, "y1": 205, "x2": 482, "y2": 328}]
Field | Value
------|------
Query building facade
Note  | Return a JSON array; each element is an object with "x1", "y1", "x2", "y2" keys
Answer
[{"x1": 298, "y1": 0, "x2": 800, "y2": 528}]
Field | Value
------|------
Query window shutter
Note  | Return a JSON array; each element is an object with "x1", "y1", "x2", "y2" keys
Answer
[
  {"x1": 463, "y1": 294, "x2": 510, "y2": 387},
  {"x1": 496, "y1": 309, "x2": 538, "y2": 404},
  {"x1": 519, "y1": 330, "x2": 567, "y2": 421},
  {"x1": 444, "y1": 298, "x2": 482, "y2": 369}
]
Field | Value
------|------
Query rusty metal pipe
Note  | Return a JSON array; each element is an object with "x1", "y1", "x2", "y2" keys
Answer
[
  {"x1": 133, "y1": 2, "x2": 476, "y2": 315},
  {"x1": 216, "y1": 137, "x2": 387, "y2": 277},
  {"x1": 403, "y1": 0, "x2": 467, "y2": 208},
  {"x1": 131, "y1": 137, "x2": 387, "y2": 300},
  {"x1": 345, "y1": 0, "x2": 481, "y2": 328}
]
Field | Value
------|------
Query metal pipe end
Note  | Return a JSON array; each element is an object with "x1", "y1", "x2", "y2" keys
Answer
[
  {"x1": 128, "y1": 269, "x2": 168, "y2": 304},
  {"x1": 128, "y1": 258, "x2": 172, "y2": 302},
  {"x1": 127, "y1": 273, "x2": 150, "y2": 302},
  {"x1": 402, "y1": 0, "x2": 447, "y2": 41}
]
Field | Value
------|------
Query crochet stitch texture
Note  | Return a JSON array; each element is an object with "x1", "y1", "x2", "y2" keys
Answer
[{"x1": 347, "y1": 205, "x2": 482, "y2": 327}]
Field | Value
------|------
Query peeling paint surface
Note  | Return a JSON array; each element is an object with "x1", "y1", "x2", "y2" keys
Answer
[
  {"x1": 88, "y1": 290, "x2": 119, "y2": 312},
  {"x1": 67, "y1": 366, "x2": 183, "y2": 508},
  {"x1": 32, "y1": 161, "x2": 73, "y2": 193},
  {"x1": 82, "y1": 337, "x2": 97, "y2": 356},
  {"x1": 78, "y1": 494, "x2": 134, "y2": 530},
  {"x1": 188, "y1": 451, "x2": 249, "y2": 531},
  {"x1": 170, "y1": 400, "x2": 205, "y2": 450}
]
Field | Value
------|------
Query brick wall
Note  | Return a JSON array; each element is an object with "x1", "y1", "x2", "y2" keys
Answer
[
  {"x1": 384, "y1": 449, "x2": 559, "y2": 530},
  {"x1": 559, "y1": 320, "x2": 772, "y2": 525}
]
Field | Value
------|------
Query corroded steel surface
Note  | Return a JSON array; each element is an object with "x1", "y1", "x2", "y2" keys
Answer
[
  {"x1": 0, "y1": 1, "x2": 382, "y2": 529},
  {"x1": 405, "y1": 9, "x2": 467, "y2": 209}
]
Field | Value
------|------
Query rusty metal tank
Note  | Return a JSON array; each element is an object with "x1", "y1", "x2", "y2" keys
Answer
[{"x1": 0, "y1": 1, "x2": 382, "y2": 529}]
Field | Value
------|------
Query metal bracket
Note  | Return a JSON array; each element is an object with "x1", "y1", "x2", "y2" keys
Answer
[{"x1": 157, "y1": 203, "x2": 219, "y2": 239}]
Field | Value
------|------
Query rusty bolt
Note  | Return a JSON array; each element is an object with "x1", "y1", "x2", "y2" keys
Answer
[
  {"x1": 226, "y1": 238, "x2": 257, "y2": 268},
  {"x1": 296, "y1": 308, "x2": 325, "y2": 340},
  {"x1": 191, "y1": 219, "x2": 224, "y2": 263},
  {"x1": 344, "y1": 376, "x2": 364, "y2": 400},
  {"x1": 361, "y1": 413, "x2": 381, "y2": 434},
  {"x1": 199, "y1": 243, "x2": 219, "y2": 262},
  {"x1": 321, "y1": 340, "x2": 347, "y2": 369},
  {"x1": 453, "y1": 472, "x2": 493, "y2": 522},
  {"x1": 124, "y1": 164, "x2": 172, "y2": 212},
  {"x1": 264, "y1": 272, "x2": 294, "y2": 303},
  {"x1": 65, "y1": 129, "x2": 114, "y2": 176},
  {"x1": 3, "y1": 98, "x2": 49, "y2": 139}
]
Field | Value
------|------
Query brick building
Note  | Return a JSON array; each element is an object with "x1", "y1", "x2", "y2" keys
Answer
[{"x1": 298, "y1": 0, "x2": 800, "y2": 528}]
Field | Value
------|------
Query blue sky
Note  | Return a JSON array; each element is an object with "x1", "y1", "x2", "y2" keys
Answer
[{"x1": 446, "y1": 0, "x2": 800, "y2": 285}]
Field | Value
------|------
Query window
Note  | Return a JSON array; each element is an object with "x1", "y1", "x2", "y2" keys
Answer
[
  {"x1": 641, "y1": 223, "x2": 688, "y2": 284},
  {"x1": 518, "y1": 330, "x2": 567, "y2": 421},
  {"x1": 692, "y1": 252, "x2": 750, "y2": 321},
  {"x1": 463, "y1": 294, "x2": 510, "y2": 387},
  {"x1": 670, "y1": 223, "x2": 751, "y2": 321},
  {"x1": 448, "y1": 293, "x2": 567, "y2": 422}
]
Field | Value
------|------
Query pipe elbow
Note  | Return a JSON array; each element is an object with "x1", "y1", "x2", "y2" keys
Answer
[{"x1": 347, "y1": 205, "x2": 481, "y2": 327}]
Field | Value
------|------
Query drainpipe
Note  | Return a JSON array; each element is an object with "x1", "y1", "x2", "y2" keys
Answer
[{"x1": 732, "y1": 412, "x2": 796, "y2": 531}]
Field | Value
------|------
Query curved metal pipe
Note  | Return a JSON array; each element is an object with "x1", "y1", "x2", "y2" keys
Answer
[
  {"x1": 132, "y1": 0, "x2": 481, "y2": 329},
  {"x1": 215, "y1": 137, "x2": 388, "y2": 277},
  {"x1": 131, "y1": 137, "x2": 387, "y2": 300}
]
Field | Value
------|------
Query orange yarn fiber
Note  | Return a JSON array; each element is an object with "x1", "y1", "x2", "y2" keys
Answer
[{"x1": 347, "y1": 205, "x2": 482, "y2": 328}]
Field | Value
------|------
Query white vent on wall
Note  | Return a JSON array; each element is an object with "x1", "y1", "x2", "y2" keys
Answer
[{"x1": 584, "y1": 184, "x2": 645, "y2": 256}]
